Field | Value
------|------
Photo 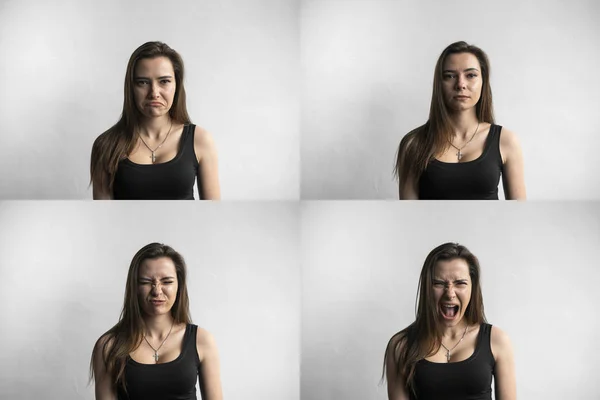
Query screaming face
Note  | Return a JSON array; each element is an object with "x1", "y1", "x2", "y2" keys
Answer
[{"x1": 432, "y1": 258, "x2": 472, "y2": 327}]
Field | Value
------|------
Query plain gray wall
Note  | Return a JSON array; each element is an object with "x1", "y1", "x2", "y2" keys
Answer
[
  {"x1": 0, "y1": 0, "x2": 299, "y2": 200},
  {"x1": 301, "y1": 201, "x2": 600, "y2": 399},
  {"x1": 0, "y1": 202, "x2": 300, "y2": 399},
  {"x1": 301, "y1": 0, "x2": 600, "y2": 199}
]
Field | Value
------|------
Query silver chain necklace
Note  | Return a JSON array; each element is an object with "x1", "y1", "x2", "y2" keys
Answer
[
  {"x1": 448, "y1": 121, "x2": 480, "y2": 161},
  {"x1": 143, "y1": 321, "x2": 174, "y2": 363},
  {"x1": 440, "y1": 324, "x2": 469, "y2": 362},
  {"x1": 137, "y1": 119, "x2": 173, "y2": 163}
]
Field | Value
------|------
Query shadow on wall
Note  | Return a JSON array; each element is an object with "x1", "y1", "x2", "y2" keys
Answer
[{"x1": 61, "y1": 286, "x2": 95, "y2": 398}]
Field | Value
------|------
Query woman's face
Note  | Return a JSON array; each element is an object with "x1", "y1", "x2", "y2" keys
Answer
[
  {"x1": 133, "y1": 56, "x2": 176, "y2": 119},
  {"x1": 441, "y1": 52, "x2": 483, "y2": 113},
  {"x1": 432, "y1": 258, "x2": 472, "y2": 327},
  {"x1": 137, "y1": 257, "x2": 179, "y2": 317}
]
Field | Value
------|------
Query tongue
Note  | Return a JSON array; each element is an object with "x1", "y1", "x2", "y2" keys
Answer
[{"x1": 444, "y1": 306, "x2": 457, "y2": 317}]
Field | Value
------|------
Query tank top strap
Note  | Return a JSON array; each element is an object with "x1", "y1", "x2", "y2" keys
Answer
[
  {"x1": 181, "y1": 124, "x2": 199, "y2": 169},
  {"x1": 477, "y1": 323, "x2": 495, "y2": 367},
  {"x1": 185, "y1": 324, "x2": 201, "y2": 368},
  {"x1": 482, "y1": 124, "x2": 497, "y2": 149}
]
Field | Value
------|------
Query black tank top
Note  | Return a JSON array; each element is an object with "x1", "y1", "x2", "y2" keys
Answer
[
  {"x1": 411, "y1": 323, "x2": 495, "y2": 400},
  {"x1": 418, "y1": 125, "x2": 503, "y2": 200},
  {"x1": 117, "y1": 324, "x2": 201, "y2": 400},
  {"x1": 113, "y1": 124, "x2": 199, "y2": 200}
]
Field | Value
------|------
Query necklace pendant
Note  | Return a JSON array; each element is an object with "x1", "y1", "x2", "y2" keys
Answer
[
  {"x1": 457, "y1": 150, "x2": 462, "y2": 161},
  {"x1": 446, "y1": 351, "x2": 451, "y2": 362},
  {"x1": 151, "y1": 152, "x2": 156, "y2": 163},
  {"x1": 154, "y1": 351, "x2": 159, "y2": 362}
]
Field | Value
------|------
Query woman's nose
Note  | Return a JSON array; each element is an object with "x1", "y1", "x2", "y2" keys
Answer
[{"x1": 150, "y1": 84, "x2": 160, "y2": 97}]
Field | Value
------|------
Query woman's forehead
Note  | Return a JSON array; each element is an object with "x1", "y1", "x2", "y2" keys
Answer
[
  {"x1": 443, "y1": 52, "x2": 480, "y2": 70},
  {"x1": 135, "y1": 56, "x2": 174, "y2": 77},
  {"x1": 138, "y1": 257, "x2": 176, "y2": 277},
  {"x1": 433, "y1": 258, "x2": 470, "y2": 279}
]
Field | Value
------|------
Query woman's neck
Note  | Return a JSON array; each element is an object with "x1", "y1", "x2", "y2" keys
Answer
[
  {"x1": 441, "y1": 320, "x2": 470, "y2": 340},
  {"x1": 138, "y1": 115, "x2": 173, "y2": 141},
  {"x1": 448, "y1": 110, "x2": 479, "y2": 140},
  {"x1": 143, "y1": 314, "x2": 176, "y2": 340}
]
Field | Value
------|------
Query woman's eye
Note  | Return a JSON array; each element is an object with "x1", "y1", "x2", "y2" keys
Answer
[{"x1": 161, "y1": 80, "x2": 171, "y2": 84}]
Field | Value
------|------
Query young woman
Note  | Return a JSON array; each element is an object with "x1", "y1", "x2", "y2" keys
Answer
[
  {"x1": 90, "y1": 243, "x2": 222, "y2": 400},
  {"x1": 384, "y1": 243, "x2": 516, "y2": 400},
  {"x1": 395, "y1": 42, "x2": 526, "y2": 200},
  {"x1": 90, "y1": 42, "x2": 220, "y2": 200}
]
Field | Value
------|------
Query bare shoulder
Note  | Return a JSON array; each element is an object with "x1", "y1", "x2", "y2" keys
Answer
[
  {"x1": 399, "y1": 127, "x2": 421, "y2": 151},
  {"x1": 386, "y1": 330, "x2": 408, "y2": 360},
  {"x1": 498, "y1": 126, "x2": 521, "y2": 148},
  {"x1": 193, "y1": 125, "x2": 216, "y2": 149},
  {"x1": 196, "y1": 326, "x2": 217, "y2": 349},
  {"x1": 94, "y1": 333, "x2": 114, "y2": 352},
  {"x1": 490, "y1": 325, "x2": 513, "y2": 360},
  {"x1": 92, "y1": 333, "x2": 115, "y2": 368},
  {"x1": 91, "y1": 130, "x2": 109, "y2": 152}
]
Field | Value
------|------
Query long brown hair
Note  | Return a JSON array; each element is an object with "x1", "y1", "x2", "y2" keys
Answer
[
  {"x1": 89, "y1": 243, "x2": 193, "y2": 393},
  {"x1": 383, "y1": 242, "x2": 487, "y2": 397},
  {"x1": 394, "y1": 41, "x2": 495, "y2": 187},
  {"x1": 90, "y1": 41, "x2": 192, "y2": 192}
]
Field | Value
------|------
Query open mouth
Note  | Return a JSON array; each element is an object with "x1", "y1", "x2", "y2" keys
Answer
[{"x1": 440, "y1": 304, "x2": 459, "y2": 318}]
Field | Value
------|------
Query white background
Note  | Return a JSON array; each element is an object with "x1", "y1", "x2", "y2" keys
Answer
[
  {"x1": 301, "y1": 202, "x2": 600, "y2": 399},
  {"x1": 301, "y1": 0, "x2": 600, "y2": 199},
  {"x1": 0, "y1": 202, "x2": 300, "y2": 400},
  {"x1": 0, "y1": 0, "x2": 299, "y2": 200}
]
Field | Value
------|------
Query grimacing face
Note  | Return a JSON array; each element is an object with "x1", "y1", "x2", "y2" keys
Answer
[
  {"x1": 137, "y1": 257, "x2": 179, "y2": 317},
  {"x1": 133, "y1": 56, "x2": 176, "y2": 119},
  {"x1": 441, "y1": 52, "x2": 483, "y2": 113},
  {"x1": 432, "y1": 258, "x2": 472, "y2": 327}
]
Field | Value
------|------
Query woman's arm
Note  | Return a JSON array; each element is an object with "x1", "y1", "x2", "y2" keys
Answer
[
  {"x1": 385, "y1": 336, "x2": 410, "y2": 400},
  {"x1": 399, "y1": 178, "x2": 419, "y2": 200},
  {"x1": 197, "y1": 327, "x2": 223, "y2": 400},
  {"x1": 92, "y1": 336, "x2": 117, "y2": 400},
  {"x1": 491, "y1": 326, "x2": 516, "y2": 400},
  {"x1": 397, "y1": 135, "x2": 419, "y2": 200},
  {"x1": 90, "y1": 137, "x2": 113, "y2": 200},
  {"x1": 499, "y1": 128, "x2": 526, "y2": 200},
  {"x1": 194, "y1": 126, "x2": 221, "y2": 200},
  {"x1": 92, "y1": 177, "x2": 113, "y2": 200}
]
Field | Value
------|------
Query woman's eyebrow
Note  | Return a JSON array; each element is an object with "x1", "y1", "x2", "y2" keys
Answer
[
  {"x1": 134, "y1": 75, "x2": 173, "y2": 80},
  {"x1": 443, "y1": 68, "x2": 479, "y2": 73}
]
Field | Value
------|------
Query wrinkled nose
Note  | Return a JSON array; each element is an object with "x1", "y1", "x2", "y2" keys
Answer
[{"x1": 151, "y1": 283, "x2": 162, "y2": 295}]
